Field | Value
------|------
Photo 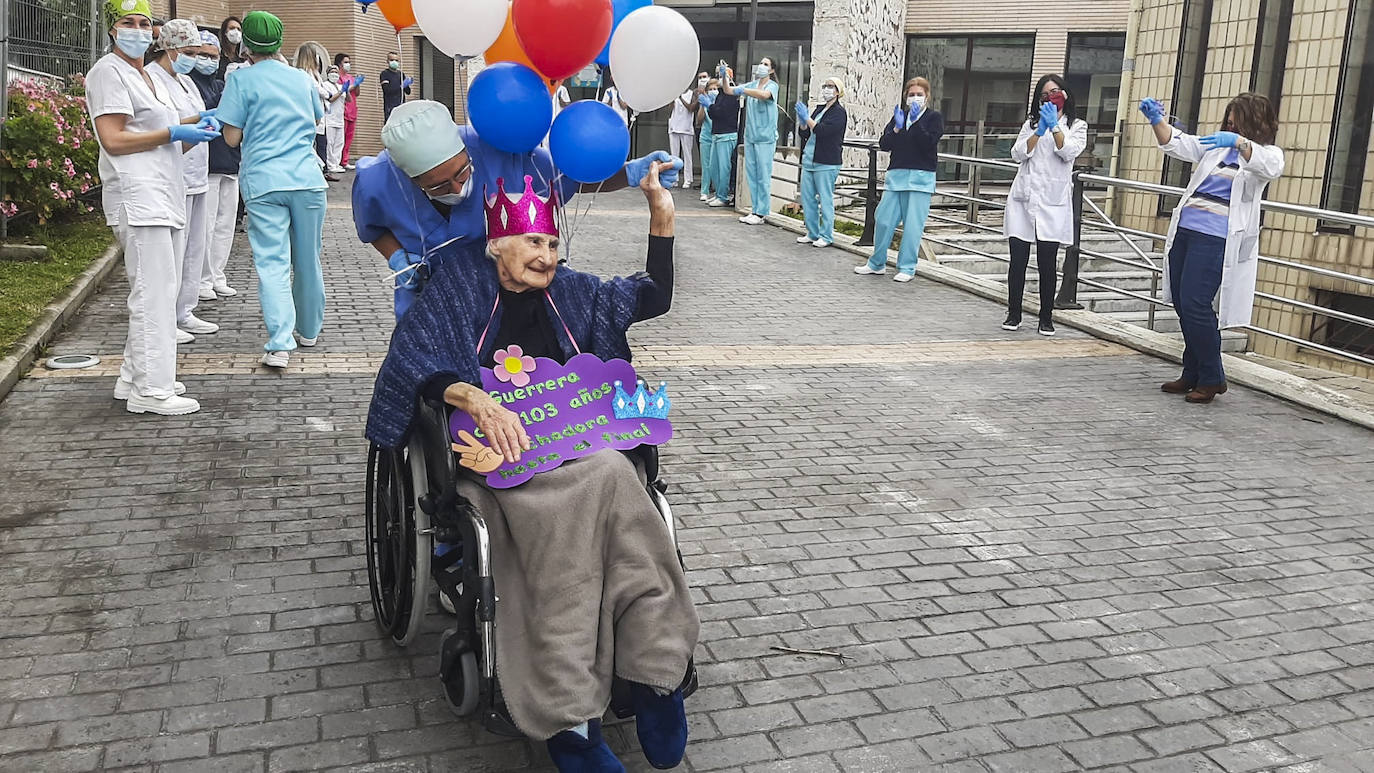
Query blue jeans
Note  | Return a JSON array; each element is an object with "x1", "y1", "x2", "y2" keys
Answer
[
  {"x1": 800, "y1": 165, "x2": 840, "y2": 241},
  {"x1": 1168, "y1": 228, "x2": 1228, "y2": 386},
  {"x1": 244, "y1": 188, "x2": 327, "y2": 351},
  {"x1": 866, "y1": 190, "x2": 933, "y2": 275},
  {"x1": 744, "y1": 141, "x2": 773, "y2": 216},
  {"x1": 710, "y1": 133, "x2": 736, "y2": 202},
  {"x1": 699, "y1": 132, "x2": 714, "y2": 199}
]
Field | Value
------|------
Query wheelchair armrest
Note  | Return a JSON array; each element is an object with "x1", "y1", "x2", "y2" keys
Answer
[{"x1": 627, "y1": 444, "x2": 660, "y2": 484}]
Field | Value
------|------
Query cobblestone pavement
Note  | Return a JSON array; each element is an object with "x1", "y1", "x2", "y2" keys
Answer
[{"x1": 3, "y1": 182, "x2": 1374, "y2": 773}]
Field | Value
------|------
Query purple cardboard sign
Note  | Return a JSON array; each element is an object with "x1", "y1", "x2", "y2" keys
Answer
[{"x1": 449, "y1": 349, "x2": 673, "y2": 488}]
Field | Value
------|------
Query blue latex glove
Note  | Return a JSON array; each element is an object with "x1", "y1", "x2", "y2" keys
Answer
[
  {"x1": 796, "y1": 110, "x2": 807, "y2": 128},
  {"x1": 1199, "y1": 131, "x2": 1240, "y2": 149},
  {"x1": 716, "y1": 64, "x2": 727, "y2": 79},
  {"x1": 893, "y1": 105, "x2": 907, "y2": 131},
  {"x1": 353, "y1": 74, "x2": 366, "y2": 90},
  {"x1": 1138, "y1": 97, "x2": 1166, "y2": 125},
  {"x1": 699, "y1": 92, "x2": 715, "y2": 108},
  {"x1": 199, "y1": 108, "x2": 216, "y2": 120},
  {"x1": 625, "y1": 151, "x2": 683, "y2": 188},
  {"x1": 907, "y1": 104, "x2": 921, "y2": 127},
  {"x1": 401, "y1": 76, "x2": 413, "y2": 89},
  {"x1": 1036, "y1": 103, "x2": 1057, "y2": 136},
  {"x1": 388, "y1": 249, "x2": 423, "y2": 290},
  {"x1": 168, "y1": 120, "x2": 220, "y2": 145},
  {"x1": 794, "y1": 100, "x2": 808, "y2": 117}
]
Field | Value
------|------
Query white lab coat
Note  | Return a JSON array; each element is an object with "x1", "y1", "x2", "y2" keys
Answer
[
  {"x1": 1005, "y1": 116, "x2": 1088, "y2": 246},
  {"x1": 1159, "y1": 129, "x2": 1285, "y2": 329}
]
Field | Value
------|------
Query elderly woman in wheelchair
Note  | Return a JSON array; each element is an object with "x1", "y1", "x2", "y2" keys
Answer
[{"x1": 364, "y1": 160, "x2": 698, "y2": 771}]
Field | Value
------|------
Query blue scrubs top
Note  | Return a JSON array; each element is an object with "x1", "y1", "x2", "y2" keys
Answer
[
  {"x1": 216, "y1": 59, "x2": 326, "y2": 201},
  {"x1": 742, "y1": 79, "x2": 779, "y2": 144},
  {"x1": 352, "y1": 125, "x2": 580, "y2": 260}
]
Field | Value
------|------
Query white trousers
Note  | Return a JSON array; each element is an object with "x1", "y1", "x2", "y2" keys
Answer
[
  {"x1": 325, "y1": 124, "x2": 344, "y2": 170},
  {"x1": 669, "y1": 132, "x2": 694, "y2": 186},
  {"x1": 201, "y1": 174, "x2": 240, "y2": 291},
  {"x1": 115, "y1": 217, "x2": 184, "y2": 398},
  {"x1": 177, "y1": 191, "x2": 209, "y2": 324}
]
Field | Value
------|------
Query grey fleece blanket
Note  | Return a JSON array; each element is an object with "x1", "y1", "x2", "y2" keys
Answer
[{"x1": 455, "y1": 449, "x2": 700, "y2": 740}]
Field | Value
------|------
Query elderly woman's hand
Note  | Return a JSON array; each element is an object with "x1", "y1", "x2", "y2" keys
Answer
[
  {"x1": 444, "y1": 382, "x2": 531, "y2": 464},
  {"x1": 641, "y1": 160, "x2": 676, "y2": 237}
]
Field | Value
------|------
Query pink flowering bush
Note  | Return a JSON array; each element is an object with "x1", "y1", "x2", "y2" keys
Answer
[{"x1": 1, "y1": 77, "x2": 99, "y2": 223}]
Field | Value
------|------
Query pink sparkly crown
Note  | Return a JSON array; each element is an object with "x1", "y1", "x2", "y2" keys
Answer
[{"x1": 484, "y1": 175, "x2": 559, "y2": 240}]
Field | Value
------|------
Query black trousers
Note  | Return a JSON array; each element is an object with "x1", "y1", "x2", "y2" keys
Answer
[{"x1": 1007, "y1": 238, "x2": 1058, "y2": 324}]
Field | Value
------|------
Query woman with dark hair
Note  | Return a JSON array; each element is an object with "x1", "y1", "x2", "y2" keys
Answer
[
  {"x1": 334, "y1": 52, "x2": 363, "y2": 168},
  {"x1": 216, "y1": 16, "x2": 245, "y2": 77},
  {"x1": 1139, "y1": 92, "x2": 1284, "y2": 403},
  {"x1": 1003, "y1": 73, "x2": 1086, "y2": 336}
]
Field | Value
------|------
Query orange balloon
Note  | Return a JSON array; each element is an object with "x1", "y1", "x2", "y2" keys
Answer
[
  {"x1": 485, "y1": 4, "x2": 557, "y2": 93},
  {"x1": 376, "y1": 0, "x2": 416, "y2": 31}
]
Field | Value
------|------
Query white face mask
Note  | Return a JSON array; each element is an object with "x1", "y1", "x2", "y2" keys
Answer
[
  {"x1": 754, "y1": 64, "x2": 770, "y2": 79},
  {"x1": 428, "y1": 176, "x2": 473, "y2": 206},
  {"x1": 113, "y1": 28, "x2": 153, "y2": 59},
  {"x1": 225, "y1": 28, "x2": 241, "y2": 45},
  {"x1": 820, "y1": 86, "x2": 836, "y2": 101},
  {"x1": 343, "y1": 62, "x2": 351, "y2": 72},
  {"x1": 697, "y1": 77, "x2": 707, "y2": 88},
  {"x1": 194, "y1": 56, "x2": 217, "y2": 75},
  {"x1": 908, "y1": 94, "x2": 925, "y2": 109},
  {"x1": 328, "y1": 72, "x2": 340, "y2": 83}
]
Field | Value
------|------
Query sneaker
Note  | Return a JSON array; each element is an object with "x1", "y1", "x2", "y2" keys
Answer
[
  {"x1": 114, "y1": 379, "x2": 185, "y2": 400},
  {"x1": 630, "y1": 683, "x2": 688, "y2": 769},
  {"x1": 796, "y1": 235, "x2": 814, "y2": 244},
  {"x1": 893, "y1": 272, "x2": 914, "y2": 282},
  {"x1": 261, "y1": 351, "x2": 289, "y2": 368},
  {"x1": 1038, "y1": 320, "x2": 1056, "y2": 337},
  {"x1": 213, "y1": 284, "x2": 238, "y2": 297},
  {"x1": 812, "y1": 239, "x2": 832, "y2": 248},
  {"x1": 1001, "y1": 315, "x2": 1021, "y2": 331},
  {"x1": 853, "y1": 265, "x2": 886, "y2": 275},
  {"x1": 198, "y1": 286, "x2": 218, "y2": 301},
  {"x1": 739, "y1": 214, "x2": 765, "y2": 225},
  {"x1": 706, "y1": 198, "x2": 727, "y2": 208},
  {"x1": 700, "y1": 193, "x2": 709, "y2": 202},
  {"x1": 327, "y1": 166, "x2": 346, "y2": 174},
  {"x1": 178, "y1": 314, "x2": 219, "y2": 335},
  {"x1": 176, "y1": 329, "x2": 195, "y2": 344},
  {"x1": 126, "y1": 393, "x2": 200, "y2": 415},
  {"x1": 294, "y1": 332, "x2": 318, "y2": 347},
  {"x1": 545, "y1": 720, "x2": 624, "y2": 772},
  {"x1": 345, "y1": 163, "x2": 356, "y2": 170}
]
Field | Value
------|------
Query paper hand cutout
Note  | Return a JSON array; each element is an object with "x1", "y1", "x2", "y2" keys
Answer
[{"x1": 452, "y1": 430, "x2": 502, "y2": 473}]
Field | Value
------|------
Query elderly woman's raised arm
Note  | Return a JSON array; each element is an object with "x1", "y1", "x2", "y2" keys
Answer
[{"x1": 635, "y1": 161, "x2": 675, "y2": 321}]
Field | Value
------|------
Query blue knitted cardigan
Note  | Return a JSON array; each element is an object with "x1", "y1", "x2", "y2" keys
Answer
[{"x1": 366, "y1": 242, "x2": 652, "y2": 449}]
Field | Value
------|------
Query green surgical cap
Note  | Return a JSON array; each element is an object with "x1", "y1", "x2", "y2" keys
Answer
[
  {"x1": 381, "y1": 101, "x2": 467, "y2": 178},
  {"x1": 103, "y1": 0, "x2": 152, "y2": 30},
  {"x1": 241, "y1": 10, "x2": 283, "y2": 54}
]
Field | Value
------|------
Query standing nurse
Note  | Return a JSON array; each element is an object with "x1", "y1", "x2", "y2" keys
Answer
[
  {"x1": 354, "y1": 100, "x2": 680, "y2": 321},
  {"x1": 726, "y1": 57, "x2": 779, "y2": 225},
  {"x1": 217, "y1": 11, "x2": 329, "y2": 370},
  {"x1": 85, "y1": 0, "x2": 220, "y2": 415}
]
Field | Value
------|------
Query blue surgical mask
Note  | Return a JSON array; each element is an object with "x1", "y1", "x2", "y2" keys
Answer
[
  {"x1": 194, "y1": 57, "x2": 217, "y2": 75},
  {"x1": 114, "y1": 28, "x2": 154, "y2": 59},
  {"x1": 753, "y1": 64, "x2": 769, "y2": 78},
  {"x1": 172, "y1": 53, "x2": 197, "y2": 74}
]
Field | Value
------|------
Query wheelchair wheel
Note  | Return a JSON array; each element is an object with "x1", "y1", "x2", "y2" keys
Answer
[
  {"x1": 364, "y1": 442, "x2": 431, "y2": 647},
  {"x1": 440, "y1": 628, "x2": 480, "y2": 716}
]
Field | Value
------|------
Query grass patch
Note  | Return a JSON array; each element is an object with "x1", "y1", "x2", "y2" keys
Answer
[{"x1": 0, "y1": 217, "x2": 114, "y2": 352}]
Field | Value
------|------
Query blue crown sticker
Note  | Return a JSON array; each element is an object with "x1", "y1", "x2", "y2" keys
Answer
[{"x1": 612, "y1": 379, "x2": 671, "y2": 421}]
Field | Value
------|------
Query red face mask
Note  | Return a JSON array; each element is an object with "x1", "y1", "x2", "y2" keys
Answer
[{"x1": 1047, "y1": 90, "x2": 1067, "y2": 110}]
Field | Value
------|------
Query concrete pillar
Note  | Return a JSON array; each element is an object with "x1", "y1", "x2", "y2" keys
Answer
[{"x1": 808, "y1": 0, "x2": 908, "y2": 141}]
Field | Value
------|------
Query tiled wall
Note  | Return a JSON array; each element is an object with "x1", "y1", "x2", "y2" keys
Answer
[{"x1": 1117, "y1": 0, "x2": 1374, "y2": 377}]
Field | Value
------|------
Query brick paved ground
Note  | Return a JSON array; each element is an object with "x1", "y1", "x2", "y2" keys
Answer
[{"x1": 3, "y1": 182, "x2": 1374, "y2": 772}]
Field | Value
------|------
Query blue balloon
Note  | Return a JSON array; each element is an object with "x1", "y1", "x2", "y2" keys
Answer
[
  {"x1": 549, "y1": 101, "x2": 631, "y2": 183},
  {"x1": 467, "y1": 62, "x2": 554, "y2": 154},
  {"x1": 594, "y1": 0, "x2": 652, "y2": 67}
]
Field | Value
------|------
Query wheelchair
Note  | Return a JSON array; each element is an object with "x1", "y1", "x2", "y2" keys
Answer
[{"x1": 365, "y1": 397, "x2": 698, "y2": 737}]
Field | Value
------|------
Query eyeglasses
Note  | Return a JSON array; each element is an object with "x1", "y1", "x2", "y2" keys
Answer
[
  {"x1": 420, "y1": 159, "x2": 474, "y2": 195},
  {"x1": 1040, "y1": 86, "x2": 1063, "y2": 100}
]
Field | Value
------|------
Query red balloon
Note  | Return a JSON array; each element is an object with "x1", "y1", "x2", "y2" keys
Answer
[{"x1": 512, "y1": 0, "x2": 613, "y2": 81}]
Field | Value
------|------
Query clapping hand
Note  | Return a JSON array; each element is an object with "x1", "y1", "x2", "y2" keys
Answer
[
  {"x1": 352, "y1": 74, "x2": 365, "y2": 91},
  {"x1": 907, "y1": 103, "x2": 921, "y2": 126},
  {"x1": 401, "y1": 76, "x2": 413, "y2": 89},
  {"x1": 1198, "y1": 131, "x2": 1240, "y2": 149},
  {"x1": 893, "y1": 105, "x2": 907, "y2": 131},
  {"x1": 794, "y1": 100, "x2": 809, "y2": 127},
  {"x1": 1036, "y1": 102, "x2": 1058, "y2": 135}
]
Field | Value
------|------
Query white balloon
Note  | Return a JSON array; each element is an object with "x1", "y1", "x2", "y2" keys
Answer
[
  {"x1": 608, "y1": 6, "x2": 700, "y2": 113},
  {"x1": 415, "y1": 0, "x2": 508, "y2": 58}
]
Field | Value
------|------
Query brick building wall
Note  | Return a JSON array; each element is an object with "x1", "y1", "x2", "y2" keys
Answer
[{"x1": 1116, "y1": 0, "x2": 1374, "y2": 377}]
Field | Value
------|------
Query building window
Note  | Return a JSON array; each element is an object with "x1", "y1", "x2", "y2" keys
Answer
[
  {"x1": 905, "y1": 35, "x2": 1035, "y2": 181},
  {"x1": 1320, "y1": 0, "x2": 1374, "y2": 224},
  {"x1": 418, "y1": 38, "x2": 456, "y2": 117},
  {"x1": 1065, "y1": 33, "x2": 1126, "y2": 175},
  {"x1": 1312, "y1": 291, "x2": 1374, "y2": 358},
  {"x1": 1250, "y1": 0, "x2": 1293, "y2": 108},
  {"x1": 1159, "y1": 0, "x2": 1213, "y2": 214}
]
